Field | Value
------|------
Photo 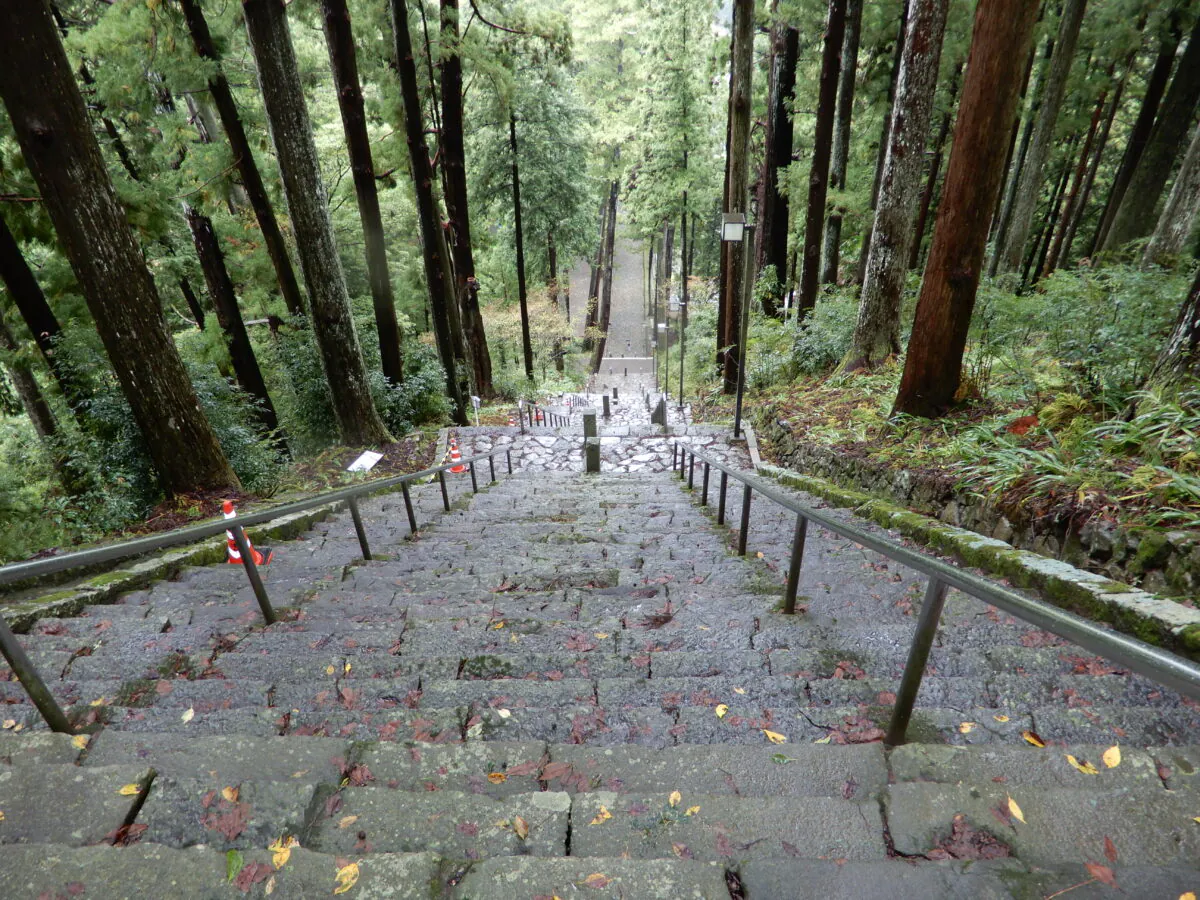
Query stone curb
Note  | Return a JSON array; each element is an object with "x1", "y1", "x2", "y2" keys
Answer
[
  {"x1": 757, "y1": 462, "x2": 1200, "y2": 660},
  {"x1": 743, "y1": 422, "x2": 762, "y2": 469}
]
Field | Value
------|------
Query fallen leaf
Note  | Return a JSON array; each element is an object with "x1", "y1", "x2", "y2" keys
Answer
[
  {"x1": 1102, "y1": 745, "x2": 1121, "y2": 769},
  {"x1": 959, "y1": 722, "x2": 976, "y2": 734},
  {"x1": 333, "y1": 862, "x2": 359, "y2": 895},
  {"x1": 1180, "y1": 893, "x2": 1197, "y2": 900},
  {"x1": 813, "y1": 735, "x2": 832, "y2": 744},
  {"x1": 344, "y1": 662, "x2": 351, "y2": 674},
  {"x1": 226, "y1": 849, "x2": 244, "y2": 882},
  {"x1": 181, "y1": 707, "x2": 195, "y2": 723},
  {"x1": 0, "y1": 811, "x2": 5, "y2": 821},
  {"x1": 496, "y1": 709, "x2": 512, "y2": 719},
  {"x1": 1007, "y1": 796, "x2": 1026, "y2": 824},
  {"x1": 265, "y1": 875, "x2": 276, "y2": 895},
  {"x1": 763, "y1": 730, "x2": 787, "y2": 744},
  {"x1": 756, "y1": 551, "x2": 764, "y2": 559},
  {"x1": 487, "y1": 772, "x2": 508, "y2": 784},
  {"x1": 513, "y1": 815, "x2": 530, "y2": 840},
  {"x1": 668, "y1": 790, "x2": 682, "y2": 808},
  {"x1": 338, "y1": 816, "x2": 359, "y2": 829},
  {"x1": 1104, "y1": 835, "x2": 1118, "y2": 864},
  {"x1": 1084, "y1": 862, "x2": 1117, "y2": 888},
  {"x1": 117, "y1": 784, "x2": 141, "y2": 796},
  {"x1": 0, "y1": 720, "x2": 14, "y2": 730},
  {"x1": 594, "y1": 632, "x2": 609, "y2": 639},
  {"x1": 583, "y1": 874, "x2": 611, "y2": 889},
  {"x1": 1020, "y1": 730, "x2": 1045, "y2": 748},
  {"x1": 89, "y1": 697, "x2": 106, "y2": 707},
  {"x1": 993, "y1": 714, "x2": 1009, "y2": 723},
  {"x1": 589, "y1": 806, "x2": 612, "y2": 825},
  {"x1": 222, "y1": 786, "x2": 239, "y2": 803},
  {"x1": 733, "y1": 687, "x2": 746, "y2": 695},
  {"x1": 71, "y1": 734, "x2": 89, "y2": 750},
  {"x1": 685, "y1": 805, "x2": 700, "y2": 816},
  {"x1": 325, "y1": 665, "x2": 335, "y2": 676},
  {"x1": 671, "y1": 842, "x2": 694, "y2": 859},
  {"x1": 491, "y1": 621, "x2": 506, "y2": 630},
  {"x1": 268, "y1": 835, "x2": 297, "y2": 869},
  {"x1": 1066, "y1": 754, "x2": 1099, "y2": 775},
  {"x1": 771, "y1": 753, "x2": 795, "y2": 764},
  {"x1": 715, "y1": 704, "x2": 729, "y2": 719}
]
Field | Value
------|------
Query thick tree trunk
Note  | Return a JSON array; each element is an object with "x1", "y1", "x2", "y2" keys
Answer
[
  {"x1": 845, "y1": 0, "x2": 949, "y2": 372},
  {"x1": 0, "y1": 0, "x2": 238, "y2": 493},
  {"x1": 1105, "y1": 17, "x2": 1200, "y2": 252},
  {"x1": 591, "y1": 180, "x2": 619, "y2": 374},
  {"x1": 910, "y1": 62, "x2": 961, "y2": 270},
  {"x1": 184, "y1": 205, "x2": 285, "y2": 452},
  {"x1": 757, "y1": 13, "x2": 799, "y2": 314},
  {"x1": 1062, "y1": 64, "x2": 1128, "y2": 263},
  {"x1": 995, "y1": 0, "x2": 1088, "y2": 275},
  {"x1": 1144, "y1": 121, "x2": 1200, "y2": 267},
  {"x1": 509, "y1": 114, "x2": 534, "y2": 382},
  {"x1": 989, "y1": 34, "x2": 1040, "y2": 243},
  {"x1": 243, "y1": 0, "x2": 391, "y2": 445},
  {"x1": 388, "y1": 0, "x2": 467, "y2": 424},
  {"x1": 893, "y1": 0, "x2": 1038, "y2": 418},
  {"x1": 796, "y1": 0, "x2": 848, "y2": 317},
  {"x1": 583, "y1": 197, "x2": 606, "y2": 351},
  {"x1": 820, "y1": 0, "x2": 864, "y2": 286},
  {"x1": 1147, "y1": 265, "x2": 1200, "y2": 391},
  {"x1": 439, "y1": 0, "x2": 493, "y2": 397},
  {"x1": 320, "y1": 0, "x2": 404, "y2": 387},
  {"x1": 720, "y1": 0, "x2": 754, "y2": 393},
  {"x1": 1091, "y1": 26, "x2": 1180, "y2": 255},
  {"x1": 178, "y1": 0, "x2": 306, "y2": 319}
]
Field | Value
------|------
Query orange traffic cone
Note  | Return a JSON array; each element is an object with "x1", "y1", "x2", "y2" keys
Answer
[
  {"x1": 223, "y1": 500, "x2": 273, "y2": 566},
  {"x1": 508, "y1": 413, "x2": 516, "y2": 427},
  {"x1": 448, "y1": 438, "x2": 466, "y2": 474}
]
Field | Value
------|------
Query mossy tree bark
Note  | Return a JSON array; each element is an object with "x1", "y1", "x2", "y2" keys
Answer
[
  {"x1": 1143, "y1": 121, "x2": 1200, "y2": 267},
  {"x1": 1147, "y1": 265, "x2": 1200, "y2": 392}
]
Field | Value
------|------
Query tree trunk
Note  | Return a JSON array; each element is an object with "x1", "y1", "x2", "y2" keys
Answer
[
  {"x1": 0, "y1": 304, "x2": 58, "y2": 443},
  {"x1": 995, "y1": 0, "x2": 1088, "y2": 275},
  {"x1": 439, "y1": 0, "x2": 493, "y2": 397},
  {"x1": 178, "y1": 0, "x2": 306, "y2": 318},
  {"x1": 184, "y1": 204, "x2": 286, "y2": 452},
  {"x1": 320, "y1": 0, "x2": 405, "y2": 387},
  {"x1": 845, "y1": 0, "x2": 949, "y2": 372},
  {"x1": 242, "y1": 0, "x2": 391, "y2": 445},
  {"x1": 388, "y1": 0, "x2": 468, "y2": 424},
  {"x1": 1027, "y1": 138, "x2": 1076, "y2": 285},
  {"x1": 1147, "y1": 264, "x2": 1200, "y2": 391},
  {"x1": 855, "y1": 1, "x2": 908, "y2": 285},
  {"x1": 757, "y1": 11, "x2": 799, "y2": 313},
  {"x1": 893, "y1": 0, "x2": 1038, "y2": 418},
  {"x1": 796, "y1": 0, "x2": 848, "y2": 318},
  {"x1": 1143, "y1": 121, "x2": 1200, "y2": 267},
  {"x1": 820, "y1": 0, "x2": 864, "y2": 286},
  {"x1": 909, "y1": 61, "x2": 962, "y2": 270},
  {"x1": 590, "y1": 180, "x2": 619, "y2": 374},
  {"x1": 509, "y1": 114, "x2": 534, "y2": 382},
  {"x1": 1105, "y1": 16, "x2": 1200, "y2": 252},
  {"x1": 1063, "y1": 64, "x2": 1128, "y2": 264},
  {"x1": 549, "y1": 231, "x2": 564, "y2": 373},
  {"x1": 989, "y1": 32, "x2": 1040, "y2": 243},
  {"x1": 1091, "y1": 24, "x2": 1180, "y2": 255},
  {"x1": 663, "y1": 223, "x2": 675, "y2": 306},
  {"x1": 720, "y1": 0, "x2": 754, "y2": 393},
  {"x1": 0, "y1": 0, "x2": 238, "y2": 493},
  {"x1": 583, "y1": 197, "x2": 606, "y2": 351}
]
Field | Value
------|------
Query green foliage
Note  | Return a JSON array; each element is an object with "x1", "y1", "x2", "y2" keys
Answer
[
  {"x1": 267, "y1": 320, "x2": 339, "y2": 456},
  {"x1": 370, "y1": 344, "x2": 451, "y2": 435},
  {"x1": 791, "y1": 293, "x2": 859, "y2": 375}
]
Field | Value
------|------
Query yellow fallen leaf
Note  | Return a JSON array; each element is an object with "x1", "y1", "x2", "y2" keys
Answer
[
  {"x1": 715, "y1": 704, "x2": 729, "y2": 719},
  {"x1": 733, "y1": 687, "x2": 746, "y2": 695},
  {"x1": 11, "y1": 724, "x2": 21, "y2": 733},
  {"x1": 993, "y1": 714, "x2": 1009, "y2": 723},
  {"x1": 1180, "y1": 893, "x2": 1196, "y2": 900},
  {"x1": 959, "y1": 722, "x2": 976, "y2": 734},
  {"x1": 488, "y1": 772, "x2": 508, "y2": 784},
  {"x1": 343, "y1": 662, "x2": 351, "y2": 674},
  {"x1": 590, "y1": 805, "x2": 612, "y2": 825},
  {"x1": 513, "y1": 815, "x2": 529, "y2": 840},
  {"x1": 1102, "y1": 745, "x2": 1121, "y2": 769},
  {"x1": 333, "y1": 862, "x2": 359, "y2": 894},
  {"x1": 89, "y1": 697, "x2": 106, "y2": 707},
  {"x1": 697, "y1": 625, "x2": 711, "y2": 631},
  {"x1": 222, "y1": 786, "x2": 239, "y2": 802},
  {"x1": 71, "y1": 734, "x2": 89, "y2": 750},
  {"x1": 1, "y1": 719, "x2": 14, "y2": 730},
  {"x1": 763, "y1": 730, "x2": 787, "y2": 745},
  {"x1": 668, "y1": 790, "x2": 682, "y2": 808},
  {"x1": 756, "y1": 551, "x2": 764, "y2": 559},
  {"x1": 325, "y1": 665, "x2": 335, "y2": 676},
  {"x1": 594, "y1": 632, "x2": 609, "y2": 639},
  {"x1": 1007, "y1": 795, "x2": 1026, "y2": 824},
  {"x1": 338, "y1": 815, "x2": 359, "y2": 829},
  {"x1": 813, "y1": 735, "x2": 832, "y2": 744},
  {"x1": 1021, "y1": 730, "x2": 1045, "y2": 748},
  {"x1": 1192, "y1": 817, "x2": 1200, "y2": 825},
  {"x1": 268, "y1": 835, "x2": 297, "y2": 868},
  {"x1": 181, "y1": 707, "x2": 195, "y2": 723},
  {"x1": 491, "y1": 621, "x2": 505, "y2": 630},
  {"x1": 264, "y1": 874, "x2": 276, "y2": 895},
  {"x1": 1066, "y1": 754, "x2": 1099, "y2": 775},
  {"x1": 685, "y1": 805, "x2": 700, "y2": 817},
  {"x1": 0, "y1": 811, "x2": 5, "y2": 821},
  {"x1": 117, "y1": 784, "x2": 140, "y2": 796},
  {"x1": 496, "y1": 709, "x2": 512, "y2": 719}
]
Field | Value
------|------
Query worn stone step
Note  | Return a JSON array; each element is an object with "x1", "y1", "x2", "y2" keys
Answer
[
  {"x1": 0, "y1": 764, "x2": 150, "y2": 846},
  {"x1": 449, "y1": 856, "x2": 730, "y2": 899}
]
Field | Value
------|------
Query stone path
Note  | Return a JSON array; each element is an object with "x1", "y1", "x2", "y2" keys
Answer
[{"x1": 1, "y1": 460, "x2": 1198, "y2": 896}]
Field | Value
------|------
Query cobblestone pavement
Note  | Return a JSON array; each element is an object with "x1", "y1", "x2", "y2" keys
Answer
[{"x1": 1, "y1": 460, "x2": 1197, "y2": 896}]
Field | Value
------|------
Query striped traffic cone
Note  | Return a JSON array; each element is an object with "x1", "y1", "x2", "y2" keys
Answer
[
  {"x1": 508, "y1": 413, "x2": 516, "y2": 427},
  {"x1": 448, "y1": 438, "x2": 467, "y2": 474},
  {"x1": 223, "y1": 500, "x2": 273, "y2": 566}
]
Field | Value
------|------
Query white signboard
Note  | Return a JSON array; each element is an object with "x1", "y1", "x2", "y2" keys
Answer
[{"x1": 347, "y1": 450, "x2": 383, "y2": 472}]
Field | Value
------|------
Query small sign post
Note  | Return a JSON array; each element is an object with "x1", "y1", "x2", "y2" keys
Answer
[{"x1": 471, "y1": 395, "x2": 481, "y2": 427}]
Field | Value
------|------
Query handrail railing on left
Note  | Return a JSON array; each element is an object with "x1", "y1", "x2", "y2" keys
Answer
[{"x1": 0, "y1": 446, "x2": 514, "y2": 733}]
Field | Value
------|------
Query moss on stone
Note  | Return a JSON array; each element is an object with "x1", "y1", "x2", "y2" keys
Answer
[
  {"x1": 1179, "y1": 624, "x2": 1200, "y2": 653},
  {"x1": 1127, "y1": 529, "x2": 1171, "y2": 575}
]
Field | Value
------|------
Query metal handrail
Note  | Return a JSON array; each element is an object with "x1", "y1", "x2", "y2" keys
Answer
[
  {"x1": 671, "y1": 440, "x2": 1200, "y2": 745},
  {"x1": 0, "y1": 446, "x2": 514, "y2": 733}
]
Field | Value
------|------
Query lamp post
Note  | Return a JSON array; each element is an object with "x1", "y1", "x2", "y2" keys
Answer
[
  {"x1": 721, "y1": 213, "x2": 755, "y2": 439},
  {"x1": 658, "y1": 322, "x2": 668, "y2": 402},
  {"x1": 677, "y1": 297, "x2": 686, "y2": 411}
]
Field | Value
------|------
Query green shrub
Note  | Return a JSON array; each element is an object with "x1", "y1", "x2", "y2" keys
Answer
[{"x1": 791, "y1": 293, "x2": 858, "y2": 375}]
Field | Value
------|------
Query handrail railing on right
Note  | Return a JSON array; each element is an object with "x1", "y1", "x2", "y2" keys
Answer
[{"x1": 671, "y1": 441, "x2": 1200, "y2": 746}]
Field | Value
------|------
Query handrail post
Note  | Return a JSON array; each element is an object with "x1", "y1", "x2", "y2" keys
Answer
[
  {"x1": 401, "y1": 482, "x2": 419, "y2": 533},
  {"x1": 469, "y1": 460, "x2": 478, "y2": 493},
  {"x1": 489, "y1": 454, "x2": 496, "y2": 484},
  {"x1": 737, "y1": 484, "x2": 752, "y2": 555},
  {"x1": 717, "y1": 471, "x2": 728, "y2": 525},
  {"x1": 701, "y1": 463, "x2": 710, "y2": 506},
  {"x1": 506, "y1": 449, "x2": 513, "y2": 474},
  {"x1": 0, "y1": 614, "x2": 74, "y2": 733},
  {"x1": 672, "y1": 443, "x2": 677, "y2": 471},
  {"x1": 687, "y1": 452, "x2": 695, "y2": 489},
  {"x1": 231, "y1": 525, "x2": 276, "y2": 625},
  {"x1": 783, "y1": 514, "x2": 808, "y2": 614},
  {"x1": 886, "y1": 578, "x2": 951, "y2": 746},
  {"x1": 347, "y1": 496, "x2": 372, "y2": 560},
  {"x1": 438, "y1": 470, "x2": 450, "y2": 511}
]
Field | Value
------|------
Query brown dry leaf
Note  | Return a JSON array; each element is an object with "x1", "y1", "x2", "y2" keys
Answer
[
  {"x1": 1020, "y1": 730, "x2": 1045, "y2": 748},
  {"x1": 181, "y1": 707, "x2": 195, "y2": 724},
  {"x1": 1084, "y1": 862, "x2": 1117, "y2": 888},
  {"x1": 582, "y1": 874, "x2": 611, "y2": 889},
  {"x1": 117, "y1": 784, "x2": 141, "y2": 796},
  {"x1": 1007, "y1": 796, "x2": 1026, "y2": 824},
  {"x1": 338, "y1": 816, "x2": 359, "y2": 829},
  {"x1": 668, "y1": 790, "x2": 682, "y2": 808},
  {"x1": 1102, "y1": 745, "x2": 1122, "y2": 769},
  {"x1": 513, "y1": 816, "x2": 530, "y2": 840},
  {"x1": 1104, "y1": 835, "x2": 1118, "y2": 864},
  {"x1": 1066, "y1": 754, "x2": 1100, "y2": 775},
  {"x1": 589, "y1": 805, "x2": 612, "y2": 825},
  {"x1": 71, "y1": 734, "x2": 89, "y2": 750},
  {"x1": 671, "y1": 842, "x2": 694, "y2": 859},
  {"x1": 959, "y1": 722, "x2": 977, "y2": 734},
  {"x1": 333, "y1": 862, "x2": 359, "y2": 895},
  {"x1": 763, "y1": 730, "x2": 787, "y2": 745},
  {"x1": 685, "y1": 805, "x2": 700, "y2": 817},
  {"x1": 487, "y1": 772, "x2": 508, "y2": 784},
  {"x1": 222, "y1": 786, "x2": 239, "y2": 803},
  {"x1": 715, "y1": 704, "x2": 729, "y2": 720}
]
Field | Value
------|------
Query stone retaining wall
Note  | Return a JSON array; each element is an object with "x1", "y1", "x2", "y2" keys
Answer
[{"x1": 754, "y1": 408, "x2": 1200, "y2": 601}]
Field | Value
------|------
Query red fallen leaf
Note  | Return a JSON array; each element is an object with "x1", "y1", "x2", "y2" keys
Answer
[
  {"x1": 1085, "y1": 862, "x2": 1117, "y2": 888},
  {"x1": 671, "y1": 842, "x2": 694, "y2": 859},
  {"x1": 715, "y1": 832, "x2": 734, "y2": 857},
  {"x1": 104, "y1": 822, "x2": 148, "y2": 846},
  {"x1": 933, "y1": 814, "x2": 1012, "y2": 860},
  {"x1": 627, "y1": 802, "x2": 650, "y2": 815},
  {"x1": 541, "y1": 761, "x2": 574, "y2": 783},
  {"x1": 233, "y1": 861, "x2": 273, "y2": 892},
  {"x1": 506, "y1": 758, "x2": 544, "y2": 777},
  {"x1": 325, "y1": 793, "x2": 344, "y2": 818},
  {"x1": 200, "y1": 789, "x2": 217, "y2": 810},
  {"x1": 876, "y1": 691, "x2": 897, "y2": 705},
  {"x1": 1103, "y1": 835, "x2": 1118, "y2": 864},
  {"x1": 65, "y1": 884, "x2": 85, "y2": 896},
  {"x1": 457, "y1": 822, "x2": 478, "y2": 836},
  {"x1": 1005, "y1": 414, "x2": 1038, "y2": 436},
  {"x1": 344, "y1": 764, "x2": 374, "y2": 787},
  {"x1": 202, "y1": 802, "x2": 250, "y2": 842},
  {"x1": 841, "y1": 777, "x2": 858, "y2": 799}
]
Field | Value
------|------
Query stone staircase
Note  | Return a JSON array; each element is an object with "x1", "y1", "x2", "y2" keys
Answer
[{"x1": 1, "y1": 462, "x2": 1198, "y2": 897}]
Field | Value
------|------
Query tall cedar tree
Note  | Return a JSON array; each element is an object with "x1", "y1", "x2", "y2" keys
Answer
[
  {"x1": 893, "y1": 0, "x2": 1039, "y2": 417},
  {"x1": 995, "y1": 0, "x2": 1088, "y2": 275},
  {"x1": 718, "y1": 0, "x2": 754, "y2": 392},
  {"x1": 510, "y1": 114, "x2": 534, "y2": 381},
  {"x1": 1149, "y1": 264, "x2": 1200, "y2": 391},
  {"x1": 1143, "y1": 121, "x2": 1200, "y2": 266},
  {"x1": 910, "y1": 62, "x2": 962, "y2": 269},
  {"x1": 0, "y1": 304, "x2": 58, "y2": 446},
  {"x1": 758, "y1": 10, "x2": 799, "y2": 315},
  {"x1": 846, "y1": 0, "x2": 949, "y2": 371},
  {"x1": 241, "y1": 0, "x2": 392, "y2": 445},
  {"x1": 0, "y1": 0, "x2": 239, "y2": 494},
  {"x1": 795, "y1": 0, "x2": 848, "y2": 317},
  {"x1": 591, "y1": 180, "x2": 619, "y2": 373},
  {"x1": 177, "y1": 0, "x2": 306, "y2": 318},
  {"x1": 820, "y1": 0, "x2": 864, "y2": 286},
  {"x1": 440, "y1": 0, "x2": 494, "y2": 397},
  {"x1": 388, "y1": 0, "x2": 469, "y2": 423},
  {"x1": 320, "y1": 0, "x2": 405, "y2": 386},
  {"x1": 1105, "y1": 16, "x2": 1200, "y2": 251}
]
